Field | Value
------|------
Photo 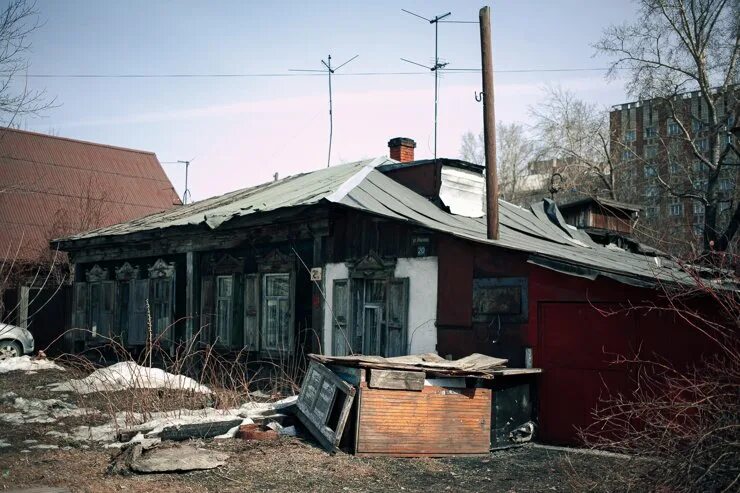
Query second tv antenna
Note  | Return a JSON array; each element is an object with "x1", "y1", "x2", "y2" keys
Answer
[
  {"x1": 401, "y1": 9, "x2": 451, "y2": 161},
  {"x1": 291, "y1": 54, "x2": 358, "y2": 167}
]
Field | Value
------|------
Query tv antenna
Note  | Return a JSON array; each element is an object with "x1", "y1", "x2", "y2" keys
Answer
[
  {"x1": 401, "y1": 9, "x2": 451, "y2": 161},
  {"x1": 290, "y1": 54, "x2": 359, "y2": 167},
  {"x1": 161, "y1": 158, "x2": 194, "y2": 204}
]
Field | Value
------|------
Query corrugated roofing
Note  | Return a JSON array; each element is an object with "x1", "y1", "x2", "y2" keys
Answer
[
  {"x1": 0, "y1": 128, "x2": 181, "y2": 262},
  {"x1": 57, "y1": 157, "x2": 692, "y2": 287}
]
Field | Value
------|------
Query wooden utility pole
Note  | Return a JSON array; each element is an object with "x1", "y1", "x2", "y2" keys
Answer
[{"x1": 479, "y1": 6, "x2": 499, "y2": 240}]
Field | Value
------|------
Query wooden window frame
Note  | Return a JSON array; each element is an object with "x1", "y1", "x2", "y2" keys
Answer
[
  {"x1": 472, "y1": 277, "x2": 529, "y2": 324},
  {"x1": 261, "y1": 272, "x2": 294, "y2": 355},
  {"x1": 215, "y1": 275, "x2": 234, "y2": 347}
]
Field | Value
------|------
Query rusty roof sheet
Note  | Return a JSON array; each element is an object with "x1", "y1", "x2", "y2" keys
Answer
[
  {"x1": 56, "y1": 157, "x2": 696, "y2": 288},
  {"x1": 0, "y1": 128, "x2": 181, "y2": 262}
]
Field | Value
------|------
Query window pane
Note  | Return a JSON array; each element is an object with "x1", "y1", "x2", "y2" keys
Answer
[
  {"x1": 266, "y1": 299, "x2": 278, "y2": 347},
  {"x1": 216, "y1": 299, "x2": 230, "y2": 341},
  {"x1": 266, "y1": 274, "x2": 289, "y2": 297},
  {"x1": 217, "y1": 277, "x2": 232, "y2": 297},
  {"x1": 279, "y1": 298, "x2": 290, "y2": 349},
  {"x1": 365, "y1": 279, "x2": 385, "y2": 303}
]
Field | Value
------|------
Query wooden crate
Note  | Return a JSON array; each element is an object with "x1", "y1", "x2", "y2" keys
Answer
[{"x1": 353, "y1": 382, "x2": 492, "y2": 457}]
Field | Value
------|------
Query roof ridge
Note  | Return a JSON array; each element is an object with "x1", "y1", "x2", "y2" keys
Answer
[{"x1": 0, "y1": 127, "x2": 156, "y2": 155}]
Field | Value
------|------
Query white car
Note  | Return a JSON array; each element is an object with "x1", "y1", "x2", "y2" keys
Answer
[{"x1": 0, "y1": 323, "x2": 35, "y2": 360}]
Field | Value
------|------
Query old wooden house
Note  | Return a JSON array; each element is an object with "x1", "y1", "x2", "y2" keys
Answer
[
  {"x1": 53, "y1": 137, "x2": 716, "y2": 444},
  {"x1": 0, "y1": 128, "x2": 181, "y2": 351}
]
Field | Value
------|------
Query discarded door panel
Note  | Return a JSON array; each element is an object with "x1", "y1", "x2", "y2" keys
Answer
[{"x1": 294, "y1": 360, "x2": 356, "y2": 452}]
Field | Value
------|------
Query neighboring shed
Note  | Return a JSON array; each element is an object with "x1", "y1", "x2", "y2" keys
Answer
[
  {"x1": 558, "y1": 196, "x2": 642, "y2": 236},
  {"x1": 0, "y1": 128, "x2": 181, "y2": 350}
]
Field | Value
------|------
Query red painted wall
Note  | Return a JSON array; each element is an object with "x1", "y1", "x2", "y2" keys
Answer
[
  {"x1": 436, "y1": 235, "x2": 721, "y2": 444},
  {"x1": 383, "y1": 163, "x2": 438, "y2": 198}
]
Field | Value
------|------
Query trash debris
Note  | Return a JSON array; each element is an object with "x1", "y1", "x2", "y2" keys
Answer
[
  {"x1": 0, "y1": 355, "x2": 65, "y2": 374},
  {"x1": 236, "y1": 423, "x2": 279, "y2": 441},
  {"x1": 297, "y1": 354, "x2": 499, "y2": 457},
  {"x1": 278, "y1": 425, "x2": 298, "y2": 437},
  {"x1": 132, "y1": 445, "x2": 229, "y2": 473},
  {"x1": 110, "y1": 443, "x2": 229, "y2": 474},
  {"x1": 155, "y1": 419, "x2": 244, "y2": 441},
  {"x1": 509, "y1": 421, "x2": 536, "y2": 443},
  {"x1": 47, "y1": 361, "x2": 210, "y2": 394}
]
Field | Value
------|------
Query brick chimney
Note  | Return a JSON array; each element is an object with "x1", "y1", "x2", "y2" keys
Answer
[{"x1": 388, "y1": 137, "x2": 416, "y2": 163}]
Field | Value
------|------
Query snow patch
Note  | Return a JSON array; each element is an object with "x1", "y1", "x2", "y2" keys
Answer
[
  {"x1": 0, "y1": 356, "x2": 64, "y2": 374},
  {"x1": 29, "y1": 444, "x2": 59, "y2": 450},
  {"x1": 0, "y1": 392, "x2": 95, "y2": 425},
  {"x1": 47, "y1": 361, "x2": 211, "y2": 395},
  {"x1": 64, "y1": 395, "x2": 296, "y2": 445}
]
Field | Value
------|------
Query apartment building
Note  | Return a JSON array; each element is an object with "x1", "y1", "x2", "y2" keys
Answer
[{"x1": 609, "y1": 89, "x2": 739, "y2": 253}]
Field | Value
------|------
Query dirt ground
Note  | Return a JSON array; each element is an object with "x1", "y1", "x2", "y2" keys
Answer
[{"x1": 0, "y1": 366, "x2": 628, "y2": 493}]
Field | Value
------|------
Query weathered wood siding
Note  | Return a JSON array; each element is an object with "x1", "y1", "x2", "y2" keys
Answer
[{"x1": 354, "y1": 384, "x2": 491, "y2": 456}]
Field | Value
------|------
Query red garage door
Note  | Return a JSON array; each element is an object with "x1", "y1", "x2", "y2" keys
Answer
[{"x1": 537, "y1": 302, "x2": 637, "y2": 444}]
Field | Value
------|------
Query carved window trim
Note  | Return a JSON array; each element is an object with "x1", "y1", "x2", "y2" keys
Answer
[
  {"x1": 115, "y1": 262, "x2": 140, "y2": 281},
  {"x1": 148, "y1": 259, "x2": 175, "y2": 279},
  {"x1": 256, "y1": 249, "x2": 294, "y2": 274},
  {"x1": 347, "y1": 251, "x2": 396, "y2": 279},
  {"x1": 85, "y1": 264, "x2": 109, "y2": 282}
]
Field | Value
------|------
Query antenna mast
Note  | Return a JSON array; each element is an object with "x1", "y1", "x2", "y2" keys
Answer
[
  {"x1": 401, "y1": 9, "x2": 451, "y2": 161},
  {"x1": 161, "y1": 159, "x2": 194, "y2": 205},
  {"x1": 178, "y1": 160, "x2": 191, "y2": 204},
  {"x1": 290, "y1": 54, "x2": 358, "y2": 167}
]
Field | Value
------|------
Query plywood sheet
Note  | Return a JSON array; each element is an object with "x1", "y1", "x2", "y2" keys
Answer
[{"x1": 355, "y1": 384, "x2": 491, "y2": 456}]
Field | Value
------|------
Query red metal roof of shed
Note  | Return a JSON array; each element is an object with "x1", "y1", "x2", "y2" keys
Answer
[{"x1": 0, "y1": 128, "x2": 181, "y2": 262}]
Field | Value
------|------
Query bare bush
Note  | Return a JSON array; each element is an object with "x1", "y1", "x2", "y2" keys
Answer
[
  {"x1": 46, "y1": 313, "x2": 307, "y2": 430},
  {"x1": 573, "y1": 252, "x2": 739, "y2": 492}
]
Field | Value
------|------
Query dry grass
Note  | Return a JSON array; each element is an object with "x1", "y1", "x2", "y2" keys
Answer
[{"x1": 42, "y1": 320, "x2": 308, "y2": 431}]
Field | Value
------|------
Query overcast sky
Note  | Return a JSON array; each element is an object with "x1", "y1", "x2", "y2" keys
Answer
[{"x1": 18, "y1": 0, "x2": 637, "y2": 201}]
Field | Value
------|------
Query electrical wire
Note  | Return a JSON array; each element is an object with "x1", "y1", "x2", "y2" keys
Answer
[{"x1": 21, "y1": 67, "x2": 621, "y2": 79}]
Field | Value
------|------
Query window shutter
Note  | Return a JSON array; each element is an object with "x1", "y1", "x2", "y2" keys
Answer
[
  {"x1": 332, "y1": 279, "x2": 350, "y2": 356},
  {"x1": 72, "y1": 282, "x2": 87, "y2": 329},
  {"x1": 231, "y1": 273, "x2": 244, "y2": 348},
  {"x1": 101, "y1": 281, "x2": 116, "y2": 338},
  {"x1": 261, "y1": 273, "x2": 292, "y2": 354},
  {"x1": 200, "y1": 276, "x2": 215, "y2": 343},
  {"x1": 129, "y1": 279, "x2": 149, "y2": 345},
  {"x1": 386, "y1": 278, "x2": 409, "y2": 357},
  {"x1": 243, "y1": 273, "x2": 259, "y2": 351},
  {"x1": 116, "y1": 282, "x2": 131, "y2": 342},
  {"x1": 214, "y1": 275, "x2": 232, "y2": 346}
]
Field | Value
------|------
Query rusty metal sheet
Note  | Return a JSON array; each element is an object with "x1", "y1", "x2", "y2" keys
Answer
[{"x1": 0, "y1": 128, "x2": 180, "y2": 261}]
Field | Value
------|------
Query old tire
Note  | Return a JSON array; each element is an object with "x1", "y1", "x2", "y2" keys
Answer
[{"x1": 0, "y1": 340, "x2": 22, "y2": 360}]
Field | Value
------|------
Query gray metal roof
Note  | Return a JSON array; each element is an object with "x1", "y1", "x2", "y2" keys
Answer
[{"x1": 57, "y1": 157, "x2": 693, "y2": 287}]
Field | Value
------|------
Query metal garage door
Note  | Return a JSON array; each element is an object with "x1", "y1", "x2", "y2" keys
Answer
[{"x1": 537, "y1": 302, "x2": 637, "y2": 444}]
